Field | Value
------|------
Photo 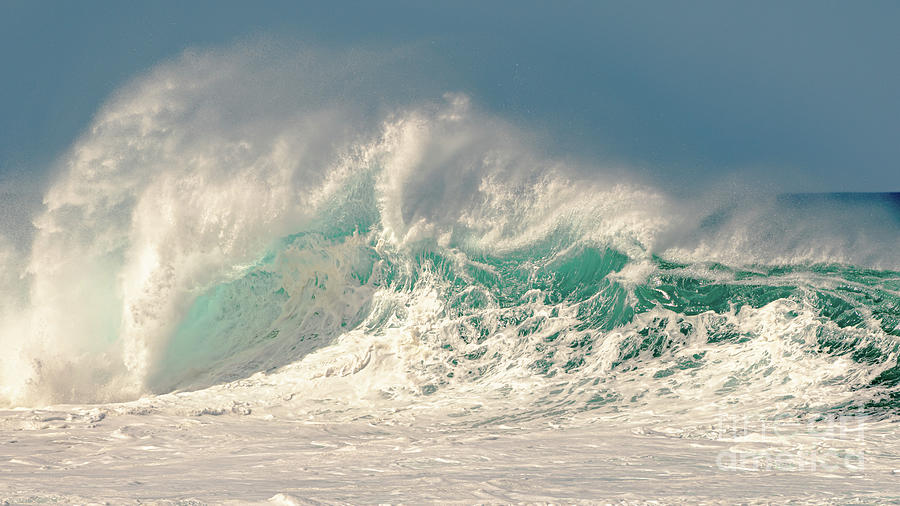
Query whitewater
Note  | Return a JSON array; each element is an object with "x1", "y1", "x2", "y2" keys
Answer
[{"x1": 1, "y1": 47, "x2": 899, "y2": 504}]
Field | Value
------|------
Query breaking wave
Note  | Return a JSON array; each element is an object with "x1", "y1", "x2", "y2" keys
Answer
[{"x1": 1, "y1": 46, "x2": 898, "y2": 424}]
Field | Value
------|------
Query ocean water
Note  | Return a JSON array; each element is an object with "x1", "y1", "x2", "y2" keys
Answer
[{"x1": 1, "y1": 49, "x2": 899, "y2": 504}]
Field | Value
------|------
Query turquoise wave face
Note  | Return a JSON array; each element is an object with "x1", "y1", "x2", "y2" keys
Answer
[{"x1": 152, "y1": 214, "x2": 900, "y2": 416}]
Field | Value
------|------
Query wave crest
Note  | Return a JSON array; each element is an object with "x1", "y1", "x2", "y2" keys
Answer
[{"x1": 1, "y1": 45, "x2": 898, "y2": 417}]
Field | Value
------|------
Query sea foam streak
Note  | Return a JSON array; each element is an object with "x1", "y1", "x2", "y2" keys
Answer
[{"x1": 1, "y1": 45, "x2": 899, "y2": 503}]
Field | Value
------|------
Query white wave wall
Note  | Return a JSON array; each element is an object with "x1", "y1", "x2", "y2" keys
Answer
[
  {"x1": 0, "y1": 45, "x2": 662, "y2": 406},
  {"x1": 1, "y1": 43, "x2": 897, "y2": 408}
]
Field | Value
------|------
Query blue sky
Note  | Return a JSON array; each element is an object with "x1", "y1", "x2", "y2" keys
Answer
[{"x1": 2, "y1": 1, "x2": 899, "y2": 192}]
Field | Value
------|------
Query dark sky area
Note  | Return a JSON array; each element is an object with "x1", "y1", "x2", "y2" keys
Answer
[{"x1": 1, "y1": 0, "x2": 898, "y2": 193}]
